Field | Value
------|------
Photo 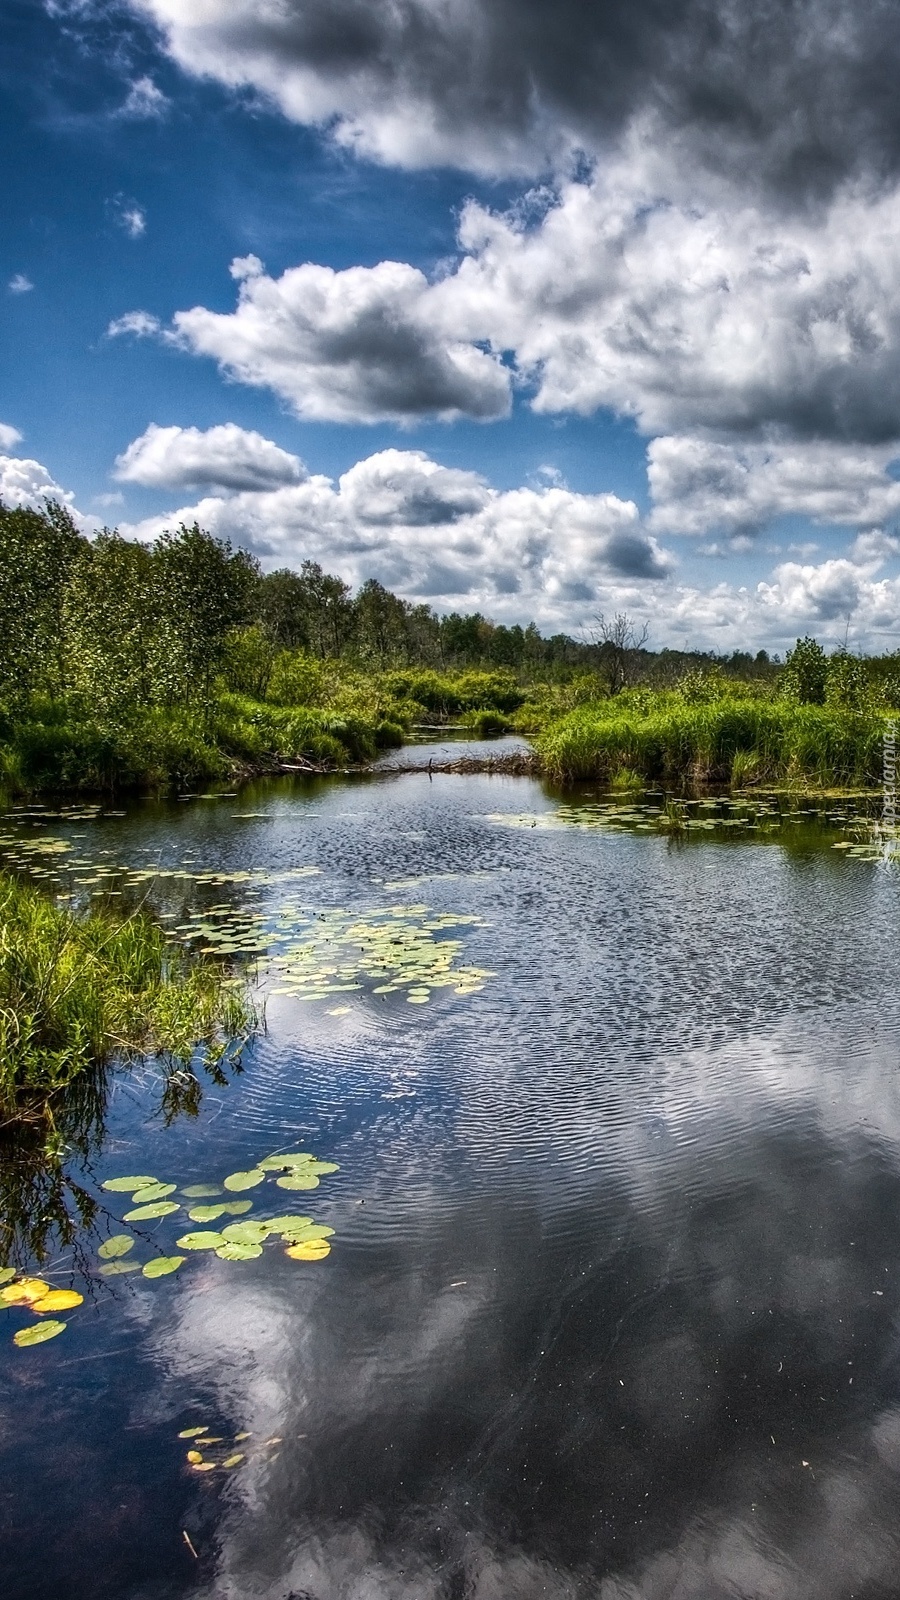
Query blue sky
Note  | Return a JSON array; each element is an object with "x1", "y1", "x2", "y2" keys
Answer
[{"x1": 4, "y1": 0, "x2": 900, "y2": 651}]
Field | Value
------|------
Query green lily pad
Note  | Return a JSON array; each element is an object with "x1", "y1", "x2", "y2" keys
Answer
[
  {"x1": 276, "y1": 1174, "x2": 319, "y2": 1190},
  {"x1": 178, "y1": 1426, "x2": 207, "y2": 1438},
  {"x1": 176, "y1": 1231, "x2": 227, "y2": 1251},
  {"x1": 123, "y1": 1201, "x2": 181, "y2": 1221},
  {"x1": 268, "y1": 1214, "x2": 314, "y2": 1234},
  {"x1": 13, "y1": 1319, "x2": 67, "y2": 1347},
  {"x1": 215, "y1": 1241, "x2": 263, "y2": 1261},
  {"x1": 142, "y1": 1256, "x2": 185, "y2": 1278},
  {"x1": 223, "y1": 1170, "x2": 266, "y2": 1192},
  {"x1": 131, "y1": 1182, "x2": 177, "y2": 1203},
  {"x1": 259, "y1": 1153, "x2": 314, "y2": 1170},
  {"x1": 99, "y1": 1260, "x2": 141, "y2": 1277},
  {"x1": 220, "y1": 1220, "x2": 272, "y2": 1244},
  {"x1": 181, "y1": 1185, "x2": 223, "y2": 1198},
  {"x1": 187, "y1": 1200, "x2": 253, "y2": 1222},
  {"x1": 305, "y1": 1161, "x2": 340, "y2": 1176},
  {"x1": 283, "y1": 1224, "x2": 335, "y2": 1243},
  {"x1": 98, "y1": 1235, "x2": 135, "y2": 1260},
  {"x1": 0, "y1": 1267, "x2": 16, "y2": 1285},
  {"x1": 102, "y1": 1176, "x2": 158, "y2": 1192}
]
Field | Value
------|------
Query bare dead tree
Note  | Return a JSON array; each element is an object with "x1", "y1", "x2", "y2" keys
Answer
[{"x1": 593, "y1": 612, "x2": 650, "y2": 695}]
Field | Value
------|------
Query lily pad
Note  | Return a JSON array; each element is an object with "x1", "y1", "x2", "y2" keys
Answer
[
  {"x1": 187, "y1": 1201, "x2": 253, "y2": 1222},
  {"x1": 124, "y1": 1201, "x2": 181, "y2": 1221},
  {"x1": 13, "y1": 1320, "x2": 67, "y2": 1347},
  {"x1": 1, "y1": 1278, "x2": 50, "y2": 1305},
  {"x1": 142, "y1": 1256, "x2": 185, "y2": 1279},
  {"x1": 276, "y1": 1174, "x2": 319, "y2": 1190},
  {"x1": 223, "y1": 1169, "x2": 266, "y2": 1192},
  {"x1": 98, "y1": 1235, "x2": 135, "y2": 1260},
  {"x1": 285, "y1": 1239, "x2": 331, "y2": 1261},
  {"x1": 178, "y1": 1426, "x2": 207, "y2": 1438},
  {"x1": 186, "y1": 1449, "x2": 203, "y2": 1464},
  {"x1": 31, "y1": 1289, "x2": 83, "y2": 1312},
  {"x1": 99, "y1": 1260, "x2": 141, "y2": 1277},
  {"x1": 283, "y1": 1225, "x2": 335, "y2": 1243},
  {"x1": 181, "y1": 1185, "x2": 223, "y2": 1198},
  {"x1": 130, "y1": 1182, "x2": 177, "y2": 1203},
  {"x1": 305, "y1": 1161, "x2": 340, "y2": 1176},
  {"x1": 101, "y1": 1176, "x2": 158, "y2": 1192},
  {"x1": 0, "y1": 1268, "x2": 15, "y2": 1286},
  {"x1": 222, "y1": 1453, "x2": 245, "y2": 1468},
  {"x1": 268, "y1": 1214, "x2": 314, "y2": 1233},
  {"x1": 215, "y1": 1241, "x2": 263, "y2": 1261},
  {"x1": 221, "y1": 1221, "x2": 271, "y2": 1244},
  {"x1": 176, "y1": 1231, "x2": 226, "y2": 1251},
  {"x1": 259, "y1": 1153, "x2": 314, "y2": 1170}
]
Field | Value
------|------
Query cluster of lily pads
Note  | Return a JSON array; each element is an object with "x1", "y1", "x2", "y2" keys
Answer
[
  {"x1": 0, "y1": 1151, "x2": 340, "y2": 1349},
  {"x1": 177, "y1": 1422, "x2": 282, "y2": 1476},
  {"x1": 486, "y1": 796, "x2": 893, "y2": 852},
  {"x1": 174, "y1": 900, "x2": 493, "y2": 1005},
  {"x1": 99, "y1": 1152, "x2": 339, "y2": 1270}
]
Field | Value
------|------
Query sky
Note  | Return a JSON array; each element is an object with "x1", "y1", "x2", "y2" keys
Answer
[{"x1": 5, "y1": 1, "x2": 900, "y2": 651}]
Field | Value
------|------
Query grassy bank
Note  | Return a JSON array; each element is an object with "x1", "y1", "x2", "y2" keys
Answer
[
  {"x1": 536, "y1": 696, "x2": 888, "y2": 787},
  {"x1": 0, "y1": 875, "x2": 255, "y2": 1119}
]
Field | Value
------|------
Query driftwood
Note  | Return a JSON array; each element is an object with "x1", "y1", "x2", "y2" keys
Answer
[{"x1": 377, "y1": 750, "x2": 540, "y2": 777}]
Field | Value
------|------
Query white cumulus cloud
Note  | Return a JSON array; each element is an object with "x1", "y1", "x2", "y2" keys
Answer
[{"x1": 114, "y1": 422, "x2": 307, "y2": 492}]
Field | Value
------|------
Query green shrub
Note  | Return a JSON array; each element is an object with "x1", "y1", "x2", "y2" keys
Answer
[{"x1": 462, "y1": 708, "x2": 511, "y2": 737}]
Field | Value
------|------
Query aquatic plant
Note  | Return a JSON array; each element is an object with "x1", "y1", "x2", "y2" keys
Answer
[{"x1": 0, "y1": 875, "x2": 255, "y2": 1118}]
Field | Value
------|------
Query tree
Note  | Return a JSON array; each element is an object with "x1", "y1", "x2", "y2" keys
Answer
[
  {"x1": 0, "y1": 500, "x2": 85, "y2": 705},
  {"x1": 257, "y1": 569, "x2": 312, "y2": 649},
  {"x1": 154, "y1": 524, "x2": 260, "y2": 699},
  {"x1": 63, "y1": 534, "x2": 161, "y2": 715},
  {"x1": 781, "y1": 636, "x2": 828, "y2": 704},
  {"x1": 352, "y1": 579, "x2": 411, "y2": 663},
  {"x1": 593, "y1": 612, "x2": 650, "y2": 695}
]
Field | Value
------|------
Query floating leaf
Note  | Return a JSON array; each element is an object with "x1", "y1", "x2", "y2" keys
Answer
[
  {"x1": 222, "y1": 1454, "x2": 245, "y2": 1468},
  {"x1": 283, "y1": 1225, "x2": 335, "y2": 1243},
  {"x1": 99, "y1": 1260, "x2": 141, "y2": 1277},
  {"x1": 187, "y1": 1201, "x2": 253, "y2": 1222},
  {"x1": 186, "y1": 1450, "x2": 203, "y2": 1464},
  {"x1": 285, "y1": 1240, "x2": 331, "y2": 1261},
  {"x1": 176, "y1": 1232, "x2": 226, "y2": 1251},
  {"x1": 191, "y1": 1462, "x2": 216, "y2": 1473},
  {"x1": 2, "y1": 1278, "x2": 50, "y2": 1305},
  {"x1": 220, "y1": 1221, "x2": 271, "y2": 1244},
  {"x1": 98, "y1": 1235, "x2": 135, "y2": 1260},
  {"x1": 276, "y1": 1174, "x2": 319, "y2": 1190},
  {"x1": 124, "y1": 1201, "x2": 181, "y2": 1221},
  {"x1": 13, "y1": 1320, "x2": 67, "y2": 1347},
  {"x1": 269, "y1": 1214, "x2": 314, "y2": 1232},
  {"x1": 178, "y1": 1427, "x2": 207, "y2": 1438},
  {"x1": 101, "y1": 1176, "x2": 158, "y2": 1192},
  {"x1": 223, "y1": 1170, "x2": 266, "y2": 1192},
  {"x1": 181, "y1": 1184, "x2": 223, "y2": 1198},
  {"x1": 216, "y1": 1241, "x2": 263, "y2": 1261},
  {"x1": 259, "y1": 1153, "x2": 314, "y2": 1171},
  {"x1": 142, "y1": 1256, "x2": 185, "y2": 1279},
  {"x1": 131, "y1": 1182, "x2": 177, "y2": 1203},
  {"x1": 305, "y1": 1161, "x2": 339, "y2": 1176},
  {"x1": 0, "y1": 1268, "x2": 15, "y2": 1286},
  {"x1": 234, "y1": 1431, "x2": 251, "y2": 1441},
  {"x1": 31, "y1": 1289, "x2": 83, "y2": 1312}
]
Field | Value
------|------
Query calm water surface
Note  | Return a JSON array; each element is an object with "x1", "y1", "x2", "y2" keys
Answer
[{"x1": 2, "y1": 761, "x2": 900, "y2": 1600}]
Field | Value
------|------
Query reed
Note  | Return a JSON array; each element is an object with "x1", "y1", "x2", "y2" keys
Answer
[{"x1": 0, "y1": 875, "x2": 254, "y2": 1118}]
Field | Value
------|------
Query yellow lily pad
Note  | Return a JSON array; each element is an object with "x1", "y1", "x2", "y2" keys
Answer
[
  {"x1": 285, "y1": 1239, "x2": 331, "y2": 1261},
  {"x1": 31, "y1": 1289, "x2": 83, "y2": 1312},
  {"x1": 2, "y1": 1278, "x2": 50, "y2": 1305}
]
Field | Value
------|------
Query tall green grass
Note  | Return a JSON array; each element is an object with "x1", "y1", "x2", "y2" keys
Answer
[
  {"x1": 0, "y1": 876, "x2": 254, "y2": 1118},
  {"x1": 536, "y1": 697, "x2": 886, "y2": 786}
]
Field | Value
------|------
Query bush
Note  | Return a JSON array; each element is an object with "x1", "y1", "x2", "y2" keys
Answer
[{"x1": 462, "y1": 708, "x2": 511, "y2": 737}]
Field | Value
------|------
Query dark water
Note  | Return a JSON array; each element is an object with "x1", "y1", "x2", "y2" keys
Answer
[{"x1": 2, "y1": 763, "x2": 900, "y2": 1600}]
